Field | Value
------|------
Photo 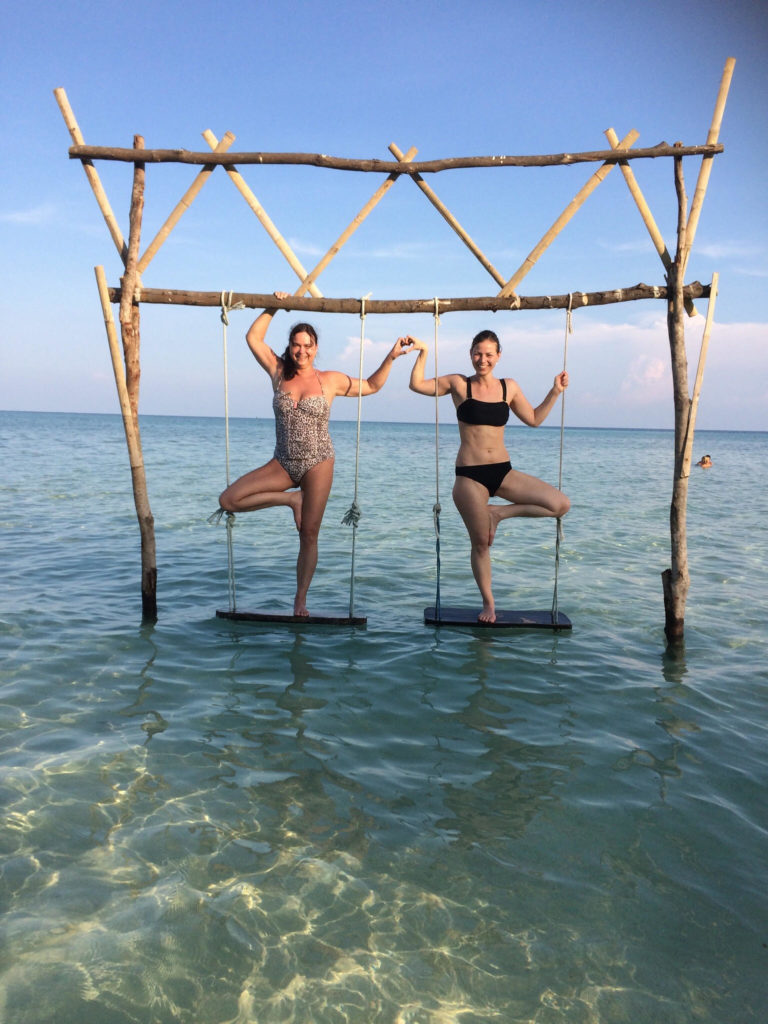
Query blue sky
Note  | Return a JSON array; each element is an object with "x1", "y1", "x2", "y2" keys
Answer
[{"x1": 1, "y1": 0, "x2": 766, "y2": 429}]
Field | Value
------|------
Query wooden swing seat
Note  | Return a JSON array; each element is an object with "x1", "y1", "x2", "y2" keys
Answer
[
  {"x1": 424, "y1": 606, "x2": 571, "y2": 630},
  {"x1": 216, "y1": 609, "x2": 367, "y2": 626}
]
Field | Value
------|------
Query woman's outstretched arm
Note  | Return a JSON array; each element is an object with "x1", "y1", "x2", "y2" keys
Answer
[{"x1": 326, "y1": 336, "x2": 414, "y2": 398}]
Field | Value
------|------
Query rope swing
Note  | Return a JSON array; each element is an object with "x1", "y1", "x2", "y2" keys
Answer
[
  {"x1": 431, "y1": 299, "x2": 443, "y2": 619},
  {"x1": 210, "y1": 290, "x2": 245, "y2": 612},
  {"x1": 340, "y1": 294, "x2": 371, "y2": 618},
  {"x1": 551, "y1": 293, "x2": 572, "y2": 625}
]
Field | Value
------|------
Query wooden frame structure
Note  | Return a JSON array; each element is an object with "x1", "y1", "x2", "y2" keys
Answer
[{"x1": 54, "y1": 57, "x2": 734, "y2": 642}]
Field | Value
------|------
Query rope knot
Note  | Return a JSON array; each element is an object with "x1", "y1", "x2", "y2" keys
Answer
[
  {"x1": 341, "y1": 500, "x2": 362, "y2": 527},
  {"x1": 208, "y1": 507, "x2": 236, "y2": 527},
  {"x1": 220, "y1": 290, "x2": 246, "y2": 326}
]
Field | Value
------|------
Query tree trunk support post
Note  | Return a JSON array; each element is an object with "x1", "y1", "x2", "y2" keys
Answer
[
  {"x1": 118, "y1": 135, "x2": 157, "y2": 622},
  {"x1": 662, "y1": 150, "x2": 692, "y2": 645}
]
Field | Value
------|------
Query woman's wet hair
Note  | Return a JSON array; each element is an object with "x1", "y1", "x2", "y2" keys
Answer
[
  {"x1": 470, "y1": 329, "x2": 501, "y2": 353},
  {"x1": 282, "y1": 322, "x2": 318, "y2": 379}
]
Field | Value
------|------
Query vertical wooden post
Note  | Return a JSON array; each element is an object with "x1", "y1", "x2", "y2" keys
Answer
[
  {"x1": 95, "y1": 265, "x2": 157, "y2": 621},
  {"x1": 117, "y1": 136, "x2": 157, "y2": 621},
  {"x1": 662, "y1": 149, "x2": 691, "y2": 644}
]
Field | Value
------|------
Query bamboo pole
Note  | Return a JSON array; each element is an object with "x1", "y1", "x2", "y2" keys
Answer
[
  {"x1": 605, "y1": 126, "x2": 696, "y2": 317},
  {"x1": 95, "y1": 265, "x2": 157, "y2": 620},
  {"x1": 662, "y1": 150, "x2": 692, "y2": 644},
  {"x1": 136, "y1": 131, "x2": 236, "y2": 275},
  {"x1": 604, "y1": 127, "x2": 672, "y2": 268},
  {"x1": 106, "y1": 281, "x2": 710, "y2": 312},
  {"x1": 682, "y1": 57, "x2": 736, "y2": 275},
  {"x1": 681, "y1": 271, "x2": 719, "y2": 474},
  {"x1": 498, "y1": 130, "x2": 639, "y2": 297},
  {"x1": 53, "y1": 87, "x2": 128, "y2": 262},
  {"x1": 388, "y1": 141, "x2": 506, "y2": 287},
  {"x1": 293, "y1": 146, "x2": 419, "y2": 296},
  {"x1": 202, "y1": 129, "x2": 322, "y2": 298},
  {"x1": 67, "y1": 142, "x2": 724, "y2": 171}
]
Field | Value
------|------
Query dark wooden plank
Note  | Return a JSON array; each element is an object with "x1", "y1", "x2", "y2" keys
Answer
[
  {"x1": 216, "y1": 609, "x2": 367, "y2": 626},
  {"x1": 424, "y1": 606, "x2": 571, "y2": 630}
]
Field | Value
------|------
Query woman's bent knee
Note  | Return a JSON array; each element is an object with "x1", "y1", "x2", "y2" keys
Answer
[{"x1": 219, "y1": 488, "x2": 236, "y2": 513}]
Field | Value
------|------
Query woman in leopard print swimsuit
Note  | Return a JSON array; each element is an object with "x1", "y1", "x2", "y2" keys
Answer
[{"x1": 218, "y1": 292, "x2": 412, "y2": 617}]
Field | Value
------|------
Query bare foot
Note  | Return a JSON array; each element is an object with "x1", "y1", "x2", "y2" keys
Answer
[
  {"x1": 478, "y1": 601, "x2": 496, "y2": 624},
  {"x1": 293, "y1": 595, "x2": 310, "y2": 617},
  {"x1": 488, "y1": 505, "x2": 504, "y2": 546},
  {"x1": 289, "y1": 491, "x2": 303, "y2": 532}
]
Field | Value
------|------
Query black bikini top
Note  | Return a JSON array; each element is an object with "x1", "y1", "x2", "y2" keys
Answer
[{"x1": 456, "y1": 378, "x2": 510, "y2": 426}]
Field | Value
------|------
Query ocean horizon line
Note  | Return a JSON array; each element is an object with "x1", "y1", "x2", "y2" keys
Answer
[{"x1": 1, "y1": 408, "x2": 765, "y2": 435}]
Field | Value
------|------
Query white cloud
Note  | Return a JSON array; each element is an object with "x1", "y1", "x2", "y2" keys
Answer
[
  {"x1": 286, "y1": 237, "x2": 326, "y2": 257},
  {"x1": 694, "y1": 240, "x2": 764, "y2": 261},
  {"x1": 620, "y1": 355, "x2": 669, "y2": 400},
  {"x1": 732, "y1": 265, "x2": 768, "y2": 279},
  {"x1": 599, "y1": 237, "x2": 657, "y2": 254},
  {"x1": 0, "y1": 203, "x2": 57, "y2": 225}
]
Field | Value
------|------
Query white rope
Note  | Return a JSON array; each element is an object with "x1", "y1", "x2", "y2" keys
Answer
[
  {"x1": 220, "y1": 291, "x2": 244, "y2": 485},
  {"x1": 341, "y1": 293, "x2": 371, "y2": 616},
  {"x1": 211, "y1": 290, "x2": 245, "y2": 612},
  {"x1": 551, "y1": 293, "x2": 572, "y2": 625},
  {"x1": 432, "y1": 299, "x2": 442, "y2": 618}
]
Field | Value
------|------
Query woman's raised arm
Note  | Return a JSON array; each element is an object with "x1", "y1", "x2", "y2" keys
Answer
[
  {"x1": 407, "y1": 337, "x2": 453, "y2": 397},
  {"x1": 245, "y1": 291, "x2": 288, "y2": 377}
]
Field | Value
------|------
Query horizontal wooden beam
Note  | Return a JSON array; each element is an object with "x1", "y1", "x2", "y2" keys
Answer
[
  {"x1": 106, "y1": 281, "x2": 710, "y2": 313},
  {"x1": 72, "y1": 143, "x2": 723, "y2": 172}
]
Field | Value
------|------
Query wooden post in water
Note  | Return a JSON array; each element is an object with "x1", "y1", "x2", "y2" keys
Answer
[
  {"x1": 117, "y1": 135, "x2": 157, "y2": 621},
  {"x1": 662, "y1": 150, "x2": 691, "y2": 644}
]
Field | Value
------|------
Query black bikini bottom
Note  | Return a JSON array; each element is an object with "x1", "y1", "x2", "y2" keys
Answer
[{"x1": 455, "y1": 461, "x2": 512, "y2": 497}]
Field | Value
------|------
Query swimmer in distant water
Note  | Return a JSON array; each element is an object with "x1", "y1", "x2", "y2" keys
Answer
[{"x1": 696, "y1": 454, "x2": 713, "y2": 468}]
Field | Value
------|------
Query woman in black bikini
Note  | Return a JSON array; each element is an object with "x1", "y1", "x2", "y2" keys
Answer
[{"x1": 406, "y1": 329, "x2": 569, "y2": 623}]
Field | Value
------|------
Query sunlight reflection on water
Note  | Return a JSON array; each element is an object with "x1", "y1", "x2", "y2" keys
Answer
[{"x1": 1, "y1": 413, "x2": 767, "y2": 1022}]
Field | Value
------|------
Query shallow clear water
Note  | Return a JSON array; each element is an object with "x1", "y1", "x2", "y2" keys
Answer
[{"x1": 1, "y1": 411, "x2": 766, "y2": 1023}]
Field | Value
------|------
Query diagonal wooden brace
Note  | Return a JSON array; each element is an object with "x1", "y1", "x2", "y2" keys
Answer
[
  {"x1": 682, "y1": 57, "x2": 736, "y2": 277},
  {"x1": 54, "y1": 87, "x2": 127, "y2": 263},
  {"x1": 136, "y1": 131, "x2": 237, "y2": 275},
  {"x1": 203, "y1": 130, "x2": 322, "y2": 298},
  {"x1": 293, "y1": 146, "x2": 419, "y2": 296},
  {"x1": 388, "y1": 141, "x2": 506, "y2": 287},
  {"x1": 605, "y1": 127, "x2": 695, "y2": 316},
  {"x1": 498, "y1": 129, "x2": 639, "y2": 298}
]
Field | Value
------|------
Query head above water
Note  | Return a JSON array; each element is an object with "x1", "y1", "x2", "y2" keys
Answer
[
  {"x1": 470, "y1": 329, "x2": 501, "y2": 354},
  {"x1": 282, "y1": 322, "x2": 318, "y2": 379}
]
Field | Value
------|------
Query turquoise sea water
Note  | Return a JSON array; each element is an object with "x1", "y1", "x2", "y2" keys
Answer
[{"x1": 1, "y1": 410, "x2": 767, "y2": 1023}]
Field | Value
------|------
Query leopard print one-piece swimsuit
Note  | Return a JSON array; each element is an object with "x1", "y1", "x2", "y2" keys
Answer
[{"x1": 272, "y1": 371, "x2": 334, "y2": 484}]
